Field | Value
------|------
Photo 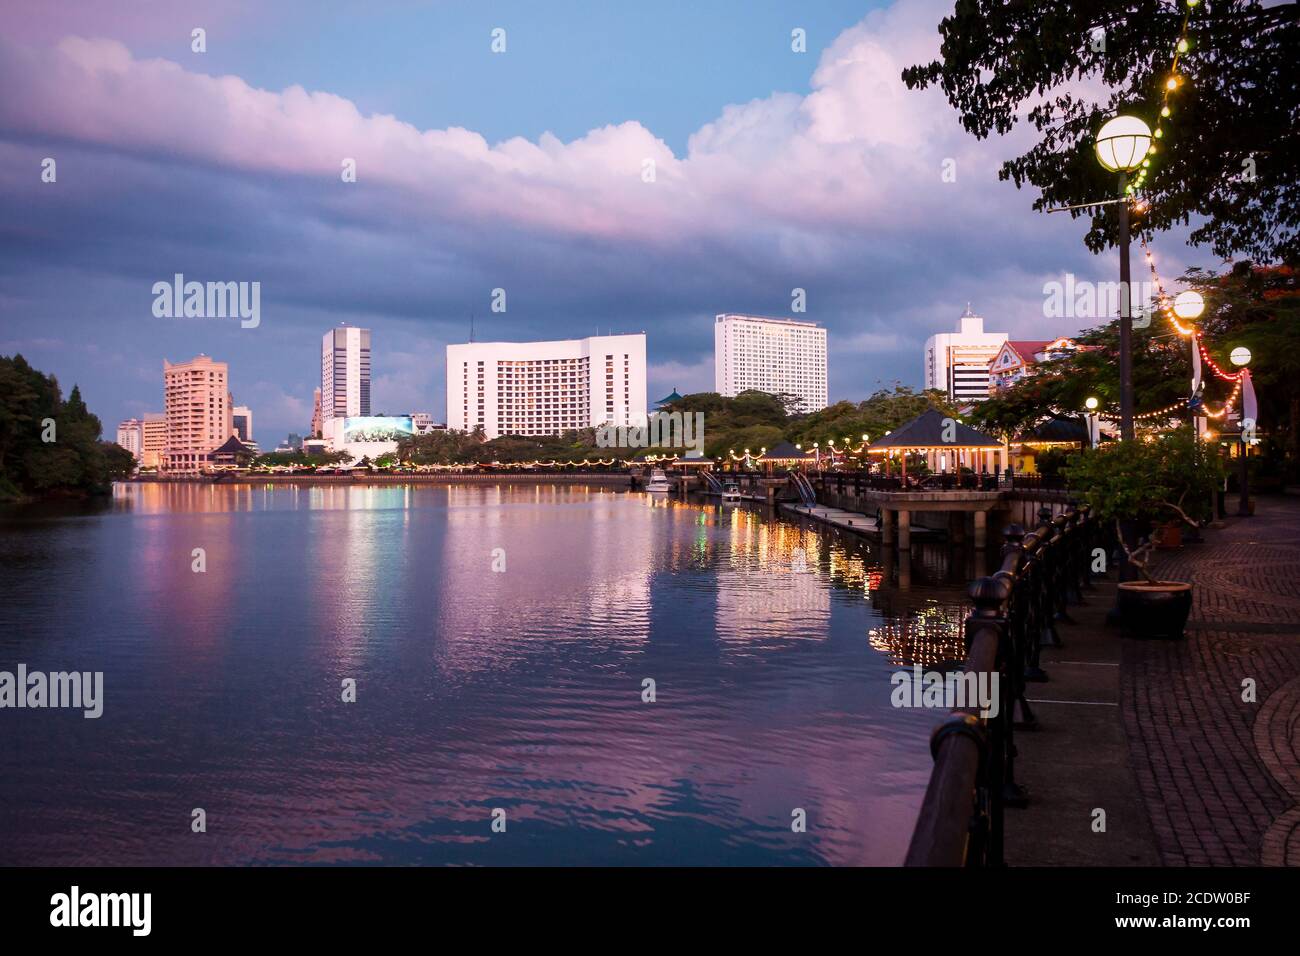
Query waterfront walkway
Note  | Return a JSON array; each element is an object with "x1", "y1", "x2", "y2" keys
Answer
[{"x1": 1006, "y1": 495, "x2": 1300, "y2": 866}]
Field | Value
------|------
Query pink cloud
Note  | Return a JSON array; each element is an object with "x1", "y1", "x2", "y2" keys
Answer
[{"x1": 0, "y1": 0, "x2": 1023, "y2": 248}]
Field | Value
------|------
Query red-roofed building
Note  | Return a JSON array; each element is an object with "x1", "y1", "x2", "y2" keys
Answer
[{"x1": 989, "y1": 337, "x2": 1094, "y2": 391}]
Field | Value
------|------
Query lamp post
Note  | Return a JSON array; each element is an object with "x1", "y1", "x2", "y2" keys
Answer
[
  {"x1": 1174, "y1": 290, "x2": 1208, "y2": 439},
  {"x1": 1084, "y1": 396, "x2": 1100, "y2": 448},
  {"x1": 1095, "y1": 115, "x2": 1154, "y2": 442},
  {"x1": 1231, "y1": 346, "x2": 1253, "y2": 516}
]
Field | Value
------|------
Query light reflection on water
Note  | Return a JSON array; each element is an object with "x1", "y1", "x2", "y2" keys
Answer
[{"x1": 0, "y1": 483, "x2": 975, "y2": 866}]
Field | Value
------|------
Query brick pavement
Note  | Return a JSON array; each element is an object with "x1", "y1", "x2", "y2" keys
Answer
[{"x1": 1125, "y1": 496, "x2": 1300, "y2": 865}]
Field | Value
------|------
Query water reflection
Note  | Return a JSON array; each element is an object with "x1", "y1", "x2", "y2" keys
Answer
[{"x1": 0, "y1": 483, "x2": 974, "y2": 866}]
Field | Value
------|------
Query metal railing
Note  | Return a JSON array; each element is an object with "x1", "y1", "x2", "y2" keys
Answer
[
  {"x1": 1009, "y1": 474, "x2": 1069, "y2": 492},
  {"x1": 789, "y1": 471, "x2": 817, "y2": 506},
  {"x1": 812, "y1": 471, "x2": 1002, "y2": 494},
  {"x1": 903, "y1": 503, "x2": 1098, "y2": 866}
]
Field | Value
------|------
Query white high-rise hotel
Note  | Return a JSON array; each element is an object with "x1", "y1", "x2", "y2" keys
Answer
[
  {"x1": 321, "y1": 326, "x2": 371, "y2": 432},
  {"x1": 713, "y1": 314, "x2": 827, "y2": 412},
  {"x1": 923, "y1": 306, "x2": 1008, "y2": 403},
  {"x1": 446, "y1": 334, "x2": 647, "y2": 439}
]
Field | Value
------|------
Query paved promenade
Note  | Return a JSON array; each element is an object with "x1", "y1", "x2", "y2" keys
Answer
[
  {"x1": 1126, "y1": 496, "x2": 1300, "y2": 866},
  {"x1": 1006, "y1": 495, "x2": 1300, "y2": 866}
]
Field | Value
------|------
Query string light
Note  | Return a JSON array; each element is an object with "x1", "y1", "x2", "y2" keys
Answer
[
  {"x1": 1135, "y1": 232, "x2": 1246, "y2": 424},
  {"x1": 1131, "y1": 5, "x2": 1197, "y2": 193},
  {"x1": 1134, "y1": 400, "x2": 1188, "y2": 422},
  {"x1": 1196, "y1": 337, "x2": 1244, "y2": 383}
]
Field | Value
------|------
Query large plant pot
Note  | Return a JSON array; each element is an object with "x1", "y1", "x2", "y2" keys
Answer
[
  {"x1": 1117, "y1": 581, "x2": 1193, "y2": 639},
  {"x1": 1155, "y1": 521, "x2": 1182, "y2": 550}
]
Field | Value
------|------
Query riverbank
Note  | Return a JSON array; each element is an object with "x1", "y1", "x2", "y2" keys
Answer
[{"x1": 127, "y1": 472, "x2": 633, "y2": 487}]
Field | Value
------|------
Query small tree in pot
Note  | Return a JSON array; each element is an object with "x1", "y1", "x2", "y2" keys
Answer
[{"x1": 1064, "y1": 426, "x2": 1223, "y2": 638}]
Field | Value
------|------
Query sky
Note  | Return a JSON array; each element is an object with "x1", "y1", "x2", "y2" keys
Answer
[{"x1": 0, "y1": 0, "x2": 1214, "y2": 443}]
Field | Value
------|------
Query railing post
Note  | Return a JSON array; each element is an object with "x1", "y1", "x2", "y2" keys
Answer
[{"x1": 966, "y1": 575, "x2": 1012, "y2": 864}]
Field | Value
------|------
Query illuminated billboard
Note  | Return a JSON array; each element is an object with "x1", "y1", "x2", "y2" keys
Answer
[{"x1": 341, "y1": 416, "x2": 414, "y2": 443}]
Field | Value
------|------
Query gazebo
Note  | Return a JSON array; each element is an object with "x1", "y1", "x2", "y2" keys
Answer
[
  {"x1": 1013, "y1": 414, "x2": 1103, "y2": 473},
  {"x1": 654, "y1": 388, "x2": 683, "y2": 410},
  {"x1": 676, "y1": 449, "x2": 714, "y2": 469},
  {"x1": 756, "y1": 441, "x2": 816, "y2": 474},
  {"x1": 867, "y1": 409, "x2": 1005, "y2": 477}
]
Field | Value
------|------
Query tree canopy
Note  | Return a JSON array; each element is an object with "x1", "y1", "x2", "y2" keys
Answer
[
  {"x1": 0, "y1": 354, "x2": 134, "y2": 499},
  {"x1": 969, "y1": 262, "x2": 1299, "y2": 480},
  {"x1": 903, "y1": 1, "x2": 1299, "y2": 262}
]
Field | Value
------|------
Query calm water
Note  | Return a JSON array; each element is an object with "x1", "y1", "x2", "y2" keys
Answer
[{"x1": 0, "y1": 483, "x2": 977, "y2": 866}]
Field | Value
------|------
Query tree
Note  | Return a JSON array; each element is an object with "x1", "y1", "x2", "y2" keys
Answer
[
  {"x1": 973, "y1": 262, "x2": 1297, "y2": 482},
  {"x1": 970, "y1": 319, "x2": 1188, "y2": 439},
  {"x1": 396, "y1": 429, "x2": 485, "y2": 465},
  {"x1": 0, "y1": 355, "x2": 120, "y2": 498},
  {"x1": 1065, "y1": 426, "x2": 1223, "y2": 579},
  {"x1": 1182, "y1": 262, "x2": 1300, "y2": 480},
  {"x1": 903, "y1": 1, "x2": 1299, "y2": 262},
  {"x1": 788, "y1": 385, "x2": 959, "y2": 447}
]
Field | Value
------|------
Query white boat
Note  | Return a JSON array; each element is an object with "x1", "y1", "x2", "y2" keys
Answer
[
  {"x1": 721, "y1": 481, "x2": 742, "y2": 502},
  {"x1": 644, "y1": 468, "x2": 672, "y2": 493}
]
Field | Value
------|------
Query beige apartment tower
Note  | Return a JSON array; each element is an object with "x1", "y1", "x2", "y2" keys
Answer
[
  {"x1": 163, "y1": 355, "x2": 232, "y2": 472},
  {"x1": 141, "y1": 413, "x2": 167, "y2": 470}
]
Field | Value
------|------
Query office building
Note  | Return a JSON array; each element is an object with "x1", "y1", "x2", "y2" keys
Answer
[
  {"x1": 162, "y1": 355, "x2": 232, "y2": 472},
  {"x1": 446, "y1": 334, "x2": 646, "y2": 439},
  {"x1": 923, "y1": 306, "x2": 1008, "y2": 403},
  {"x1": 311, "y1": 387, "x2": 322, "y2": 438},
  {"x1": 232, "y1": 405, "x2": 253, "y2": 443},
  {"x1": 116, "y1": 419, "x2": 143, "y2": 461},
  {"x1": 321, "y1": 326, "x2": 371, "y2": 435},
  {"x1": 713, "y1": 314, "x2": 827, "y2": 413},
  {"x1": 410, "y1": 413, "x2": 445, "y2": 435}
]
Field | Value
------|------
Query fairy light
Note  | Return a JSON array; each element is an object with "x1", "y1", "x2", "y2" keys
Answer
[
  {"x1": 1196, "y1": 337, "x2": 1244, "y2": 383},
  {"x1": 1140, "y1": 235, "x2": 1194, "y2": 335},
  {"x1": 1134, "y1": 230, "x2": 1248, "y2": 429},
  {"x1": 1132, "y1": 4, "x2": 1197, "y2": 193},
  {"x1": 1134, "y1": 400, "x2": 1188, "y2": 422},
  {"x1": 1202, "y1": 378, "x2": 1243, "y2": 419}
]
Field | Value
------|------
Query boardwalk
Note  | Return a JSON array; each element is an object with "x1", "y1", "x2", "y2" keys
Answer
[
  {"x1": 1005, "y1": 495, "x2": 1300, "y2": 866},
  {"x1": 1127, "y1": 495, "x2": 1300, "y2": 866}
]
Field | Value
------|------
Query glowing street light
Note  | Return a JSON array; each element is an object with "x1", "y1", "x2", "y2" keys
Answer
[
  {"x1": 1095, "y1": 115, "x2": 1153, "y2": 173},
  {"x1": 1084, "y1": 396, "x2": 1101, "y2": 448},
  {"x1": 1230, "y1": 346, "x2": 1252, "y2": 367},
  {"x1": 1173, "y1": 290, "x2": 1205, "y2": 320},
  {"x1": 1094, "y1": 114, "x2": 1154, "y2": 442}
]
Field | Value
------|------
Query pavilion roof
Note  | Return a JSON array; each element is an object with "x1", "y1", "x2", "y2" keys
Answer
[
  {"x1": 867, "y1": 409, "x2": 1002, "y2": 452},
  {"x1": 212, "y1": 435, "x2": 255, "y2": 455},
  {"x1": 759, "y1": 440, "x2": 815, "y2": 461},
  {"x1": 1015, "y1": 414, "x2": 1088, "y2": 444}
]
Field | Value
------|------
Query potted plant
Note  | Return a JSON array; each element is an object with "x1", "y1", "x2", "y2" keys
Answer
[{"x1": 1064, "y1": 426, "x2": 1223, "y2": 638}]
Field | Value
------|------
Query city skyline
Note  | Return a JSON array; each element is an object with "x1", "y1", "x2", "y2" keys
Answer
[{"x1": 0, "y1": 0, "x2": 1213, "y2": 442}]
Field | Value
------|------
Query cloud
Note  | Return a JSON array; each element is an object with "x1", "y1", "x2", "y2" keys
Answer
[
  {"x1": 648, "y1": 356, "x2": 715, "y2": 399},
  {"x1": 0, "y1": 0, "x2": 1207, "y2": 439}
]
